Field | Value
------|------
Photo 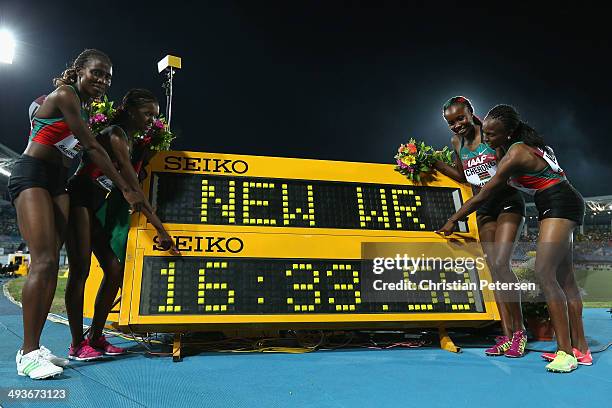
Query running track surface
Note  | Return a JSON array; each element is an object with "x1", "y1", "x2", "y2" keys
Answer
[{"x1": 1, "y1": 278, "x2": 610, "y2": 408}]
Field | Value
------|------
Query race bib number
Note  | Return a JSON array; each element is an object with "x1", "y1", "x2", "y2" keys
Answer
[
  {"x1": 541, "y1": 147, "x2": 563, "y2": 173},
  {"x1": 537, "y1": 147, "x2": 563, "y2": 174},
  {"x1": 96, "y1": 175, "x2": 114, "y2": 192},
  {"x1": 461, "y1": 153, "x2": 498, "y2": 188},
  {"x1": 54, "y1": 134, "x2": 82, "y2": 159}
]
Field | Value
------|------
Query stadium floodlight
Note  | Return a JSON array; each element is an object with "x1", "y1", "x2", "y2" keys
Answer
[
  {"x1": 157, "y1": 55, "x2": 181, "y2": 129},
  {"x1": 0, "y1": 29, "x2": 16, "y2": 64}
]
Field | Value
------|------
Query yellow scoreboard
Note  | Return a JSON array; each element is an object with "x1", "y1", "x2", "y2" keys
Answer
[{"x1": 85, "y1": 151, "x2": 500, "y2": 333}]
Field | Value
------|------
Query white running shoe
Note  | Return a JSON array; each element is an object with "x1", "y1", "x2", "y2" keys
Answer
[
  {"x1": 39, "y1": 345, "x2": 70, "y2": 367},
  {"x1": 16, "y1": 349, "x2": 63, "y2": 379}
]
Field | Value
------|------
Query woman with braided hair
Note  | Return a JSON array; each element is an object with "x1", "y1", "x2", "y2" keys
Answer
[
  {"x1": 9, "y1": 49, "x2": 146, "y2": 379},
  {"x1": 65, "y1": 89, "x2": 179, "y2": 361},
  {"x1": 433, "y1": 97, "x2": 527, "y2": 358},
  {"x1": 437, "y1": 104, "x2": 590, "y2": 373}
]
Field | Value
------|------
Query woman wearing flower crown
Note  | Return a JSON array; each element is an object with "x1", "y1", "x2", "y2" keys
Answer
[
  {"x1": 64, "y1": 89, "x2": 179, "y2": 361},
  {"x1": 9, "y1": 49, "x2": 147, "y2": 380},
  {"x1": 437, "y1": 104, "x2": 590, "y2": 373},
  {"x1": 432, "y1": 97, "x2": 528, "y2": 358}
]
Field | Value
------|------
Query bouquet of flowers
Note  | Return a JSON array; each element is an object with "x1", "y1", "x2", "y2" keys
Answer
[
  {"x1": 134, "y1": 116, "x2": 175, "y2": 151},
  {"x1": 130, "y1": 117, "x2": 175, "y2": 179},
  {"x1": 89, "y1": 97, "x2": 174, "y2": 152},
  {"x1": 394, "y1": 138, "x2": 454, "y2": 181},
  {"x1": 88, "y1": 96, "x2": 116, "y2": 135}
]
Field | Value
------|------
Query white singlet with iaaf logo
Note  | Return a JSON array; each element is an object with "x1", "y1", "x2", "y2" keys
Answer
[{"x1": 460, "y1": 142, "x2": 498, "y2": 188}]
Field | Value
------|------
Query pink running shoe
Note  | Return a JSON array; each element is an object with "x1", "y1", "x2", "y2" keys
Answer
[
  {"x1": 542, "y1": 348, "x2": 593, "y2": 365},
  {"x1": 504, "y1": 330, "x2": 527, "y2": 358},
  {"x1": 89, "y1": 335, "x2": 127, "y2": 356},
  {"x1": 68, "y1": 339, "x2": 104, "y2": 361},
  {"x1": 573, "y1": 348, "x2": 593, "y2": 365},
  {"x1": 485, "y1": 335, "x2": 511, "y2": 356}
]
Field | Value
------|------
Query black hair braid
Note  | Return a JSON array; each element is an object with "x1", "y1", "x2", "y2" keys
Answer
[
  {"x1": 485, "y1": 104, "x2": 547, "y2": 151},
  {"x1": 110, "y1": 88, "x2": 159, "y2": 126}
]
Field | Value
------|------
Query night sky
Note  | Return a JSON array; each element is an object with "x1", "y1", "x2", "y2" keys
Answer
[{"x1": 1, "y1": 1, "x2": 610, "y2": 196}]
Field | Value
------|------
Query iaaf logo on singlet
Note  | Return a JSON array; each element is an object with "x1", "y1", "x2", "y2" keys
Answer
[{"x1": 464, "y1": 154, "x2": 495, "y2": 168}]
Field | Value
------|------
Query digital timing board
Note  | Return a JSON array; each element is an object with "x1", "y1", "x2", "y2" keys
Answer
[{"x1": 84, "y1": 151, "x2": 500, "y2": 332}]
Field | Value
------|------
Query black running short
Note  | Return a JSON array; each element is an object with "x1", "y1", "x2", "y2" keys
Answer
[
  {"x1": 66, "y1": 174, "x2": 108, "y2": 211},
  {"x1": 477, "y1": 186, "x2": 526, "y2": 219},
  {"x1": 534, "y1": 180, "x2": 585, "y2": 225},
  {"x1": 8, "y1": 154, "x2": 68, "y2": 203}
]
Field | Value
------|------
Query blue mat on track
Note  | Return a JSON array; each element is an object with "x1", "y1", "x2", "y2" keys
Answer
[{"x1": 1, "y1": 277, "x2": 610, "y2": 408}]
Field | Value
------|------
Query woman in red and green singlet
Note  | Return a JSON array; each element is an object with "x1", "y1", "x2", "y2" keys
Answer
[
  {"x1": 8, "y1": 49, "x2": 146, "y2": 380},
  {"x1": 65, "y1": 89, "x2": 179, "y2": 361},
  {"x1": 437, "y1": 104, "x2": 590, "y2": 373},
  {"x1": 433, "y1": 97, "x2": 527, "y2": 358}
]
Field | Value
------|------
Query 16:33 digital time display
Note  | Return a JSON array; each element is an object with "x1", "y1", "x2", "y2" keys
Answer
[{"x1": 139, "y1": 256, "x2": 484, "y2": 316}]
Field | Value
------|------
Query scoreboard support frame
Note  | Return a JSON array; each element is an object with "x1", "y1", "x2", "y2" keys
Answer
[
  {"x1": 439, "y1": 327, "x2": 461, "y2": 353},
  {"x1": 173, "y1": 333, "x2": 183, "y2": 362}
]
